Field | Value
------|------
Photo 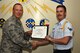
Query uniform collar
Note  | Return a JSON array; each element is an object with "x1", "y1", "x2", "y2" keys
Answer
[
  {"x1": 57, "y1": 18, "x2": 66, "y2": 25},
  {"x1": 12, "y1": 15, "x2": 21, "y2": 21},
  {"x1": 12, "y1": 15, "x2": 21, "y2": 20}
]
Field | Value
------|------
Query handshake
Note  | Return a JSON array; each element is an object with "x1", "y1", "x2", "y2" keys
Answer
[
  {"x1": 31, "y1": 36, "x2": 53, "y2": 50},
  {"x1": 25, "y1": 30, "x2": 53, "y2": 50}
]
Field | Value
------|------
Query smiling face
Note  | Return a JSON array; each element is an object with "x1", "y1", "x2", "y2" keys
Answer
[
  {"x1": 13, "y1": 3, "x2": 23, "y2": 19},
  {"x1": 56, "y1": 5, "x2": 66, "y2": 22}
]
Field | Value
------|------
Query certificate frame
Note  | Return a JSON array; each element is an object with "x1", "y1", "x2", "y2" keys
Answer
[{"x1": 31, "y1": 25, "x2": 48, "y2": 39}]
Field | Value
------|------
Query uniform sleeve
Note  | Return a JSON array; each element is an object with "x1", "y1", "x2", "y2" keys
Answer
[
  {"x1": 50, "y1": 24, "x2": 56, "y2": 37},
  {"x1": 64, "y1": 22, "x2": 74, "y2": 37},
  {"x1": 8, "y1": 24, "x2": 32, "y2": 49},
  {"x1": 50, "y1": 28, "x2": 54, "y2": 37}
]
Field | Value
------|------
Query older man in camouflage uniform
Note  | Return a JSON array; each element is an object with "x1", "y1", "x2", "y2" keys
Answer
[{"x1": 0, "y1": 3, "x2": 36, "y2": 53}]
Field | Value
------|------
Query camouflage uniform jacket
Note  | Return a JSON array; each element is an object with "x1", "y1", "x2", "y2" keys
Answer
[{"x1": 0, "y1": 16, "x2": 32, "y2": 53}]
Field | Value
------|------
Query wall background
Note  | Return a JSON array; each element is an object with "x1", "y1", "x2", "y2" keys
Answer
[{"x1": 0, "y1": 0, "x2": 80, "y2": 53}]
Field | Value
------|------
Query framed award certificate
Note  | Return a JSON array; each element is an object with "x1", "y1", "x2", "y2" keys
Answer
[{"x1": 31, "y1": 26, "x2": 48, "y2": 38}]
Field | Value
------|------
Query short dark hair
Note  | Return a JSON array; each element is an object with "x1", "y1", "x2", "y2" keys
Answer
[
  {"x1": 56, "y1": 5, "x2": 66, "y2": 12},
  {"x1": 13, "y1": 3, "x2": 23, "y2": 10}
]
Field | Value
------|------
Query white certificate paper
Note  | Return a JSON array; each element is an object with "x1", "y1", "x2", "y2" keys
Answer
[{"x1": 31, "y1": 26, "x2": 47, "y2": 38}]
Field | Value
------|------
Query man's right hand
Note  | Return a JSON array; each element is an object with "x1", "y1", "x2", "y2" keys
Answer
[
  {"x1": 31, "y1": 40, "x2": 39, "y2": 49},
  {"x1": 31, "y1": 39, "x2": 49, "y2": 49}
]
